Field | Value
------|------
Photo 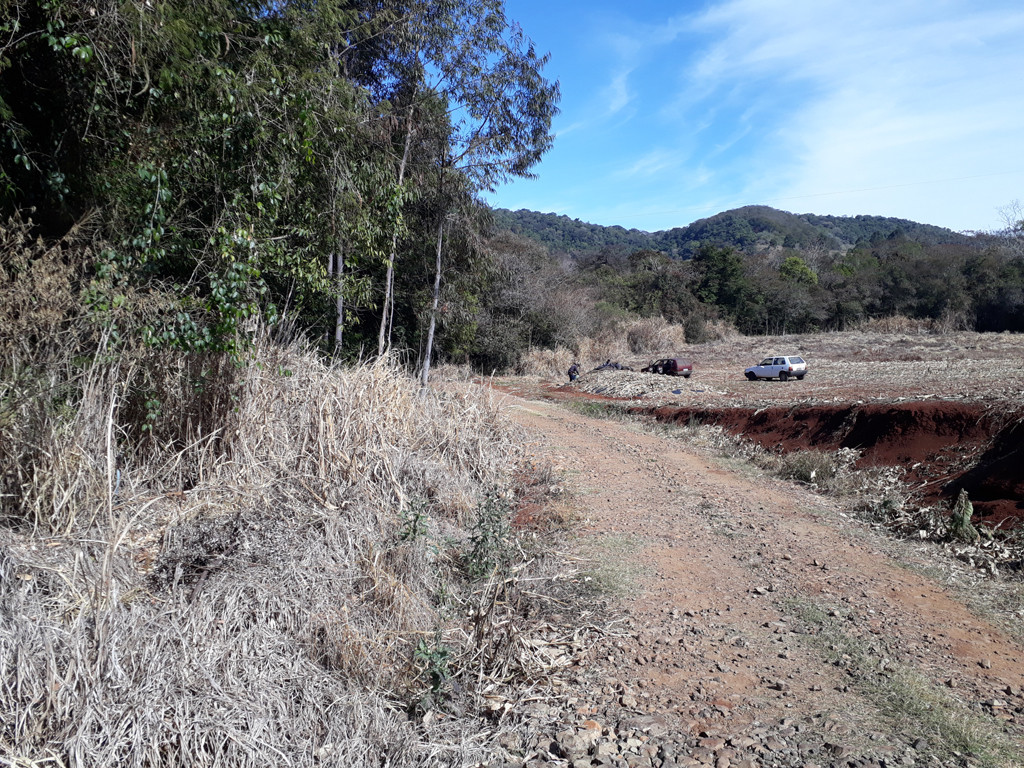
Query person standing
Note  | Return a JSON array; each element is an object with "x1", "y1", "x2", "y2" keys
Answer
[{"x1": 567, "y1": 362, "x2": 579, "y2": 382}]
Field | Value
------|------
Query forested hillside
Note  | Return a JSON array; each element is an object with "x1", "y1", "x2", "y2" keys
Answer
[
  {"x1": 473, "y1": 205, "x2": 1023, "y2": 363},
  {"x1": 494, "y1": 205, "x2": 971, "y2": 257}
]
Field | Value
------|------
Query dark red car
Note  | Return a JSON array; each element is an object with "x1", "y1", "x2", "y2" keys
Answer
[{"x1": 641, "y1": 357, "x2": 692, "y2": 378}]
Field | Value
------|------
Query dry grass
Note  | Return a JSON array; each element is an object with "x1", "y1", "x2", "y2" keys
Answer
[
  {"x1": 0, "y1": 341, "x2": 588, "y2": 766},
  {"x1": 851, "y1": 313, "x2": 974, "y2": 335},
  {"x1": 517, "y1": 316, "x2": 736, "y2": 377},
  {"x1": 0, "y1": 216, "x2": 591, "y2": 766}
]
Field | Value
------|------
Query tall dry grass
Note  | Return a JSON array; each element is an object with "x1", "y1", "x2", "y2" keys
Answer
[
  {"x1": 851, "y1": 313, "x2": 974, "y2": 335},
  {"x1": 517, "y1": 315, "x2": 736, "y2": 376},
  {"x1": 0, "y1": 217, "x2": 580, "y2": 766},
  {"x1": 1, "y1": 339, "x2": 549, "y2": 765}
]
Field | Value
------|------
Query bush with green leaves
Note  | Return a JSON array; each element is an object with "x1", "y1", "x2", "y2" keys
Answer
[{"x1": 464, "y1": 491, "x2": 514, "y2": 579}]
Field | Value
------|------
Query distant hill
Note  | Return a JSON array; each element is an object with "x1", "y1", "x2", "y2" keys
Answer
[
  {"x1": 491, "y1": 205, "x2": 969, "y2": 258},
  {"x1": 489, "y1": 208, "x2": 653, "y2": 254}
]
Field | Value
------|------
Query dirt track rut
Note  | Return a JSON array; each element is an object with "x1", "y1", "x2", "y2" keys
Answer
[{"x1": 506, "y1": 394, "x2": 1024, "y2": 767}]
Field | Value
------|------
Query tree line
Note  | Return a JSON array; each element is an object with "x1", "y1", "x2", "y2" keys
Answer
[
  {"x1": 1, "y1": 0, "x2": 558, "y2": 379},
  {"x1": 3, "y1": 0, "x2": 1021, "y2": 378},
  {"x1": 474, "y1": 207, "x2": 1024, "y2": 368}
]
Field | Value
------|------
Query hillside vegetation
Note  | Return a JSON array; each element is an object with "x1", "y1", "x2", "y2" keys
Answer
[
  {"x1": 493, "y1": 205, "x2": 970, "y2": 257},
  {"x1": 480, "y1": 205, "x2": 1024, "y2": 367},
  {"x1": 0, "y1": 213, "x2": 584, "y2": 765},
  {"x1": 0, "y1": 2, "x2": 574, "y2": 763}
]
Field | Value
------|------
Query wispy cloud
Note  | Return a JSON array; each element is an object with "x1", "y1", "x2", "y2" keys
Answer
[
  {"x1": 615, "y1": 149, "x2": 683, "y2": 179},
  {"x1": 602, "y1": 71, "x2": 633, "y2": 115},
  {"x1": 553, "y1": 120, "x2": 587, "y2": 138},
  {"x1": 652, "y1": 0, "x2": 1024, "y2": 227}
]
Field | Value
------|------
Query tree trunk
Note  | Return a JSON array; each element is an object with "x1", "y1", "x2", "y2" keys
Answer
[
  {"x1": 334, "y1": 251, "x2": 344, "y2": 352},
  {"x1": 420, "y1": 218, "x2": 444, "y2": 388},
  {"x1": 327, "y1": 250, "x2": 334, "y2": 348},
  {"x1": 377, "y1": 109, "x2": 415, "y2": 357}
]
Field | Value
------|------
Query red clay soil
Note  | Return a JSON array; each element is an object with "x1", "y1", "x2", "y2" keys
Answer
[{"x1": 632, "y1": 401, "x2": 1024, "y2": 527}]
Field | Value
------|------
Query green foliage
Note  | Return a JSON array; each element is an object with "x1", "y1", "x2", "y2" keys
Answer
[
  {"x1": 464, "y1": 490, "x2": 513, "y2": 579},
  {"x1": 491, "y1": 208, "x2": 652, "y2": 254},
  {"x1": 412, "y1": 633, "x2": 451, "y2": 695},
  {"x1": 684, "y1": 313, "x2": 711, "y2": 343},
  {"x1": 399, "y1": 499, "x2": 430, "y2": 542},
  {"x1": 779, "y1": 255, "x2": 818, "y2": 285},
  {"x1": 947, "y1": 489, "x2": 980, "y2": 544},
  {"x1": 495, "y1": 204, "x2": 967, "y2": 259},
  {"x1": 486, "y1": 203, "x2": 1024, "y2": 343},
  {"x1": 2, "y1": 0, "x2": 558, "y2": 368},
  {"x1": 692, "y1": 243, "x2": 750, "y2": 319}
]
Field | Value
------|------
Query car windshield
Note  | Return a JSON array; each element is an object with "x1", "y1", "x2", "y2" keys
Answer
[
  {"x1": 791, "y1": 357, "x2": 804, "y2": 364},
  {"x1": 758, "y1": 359, "x2": 773, "y2": 366}
]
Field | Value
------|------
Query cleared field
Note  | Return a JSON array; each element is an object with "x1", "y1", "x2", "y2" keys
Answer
[
  {"x1": 568, "y1": 330, "x2": 1024, "y2": 407},
  {"x1": 491, "y1": 330, "x2": 1024, "y2": 529}
]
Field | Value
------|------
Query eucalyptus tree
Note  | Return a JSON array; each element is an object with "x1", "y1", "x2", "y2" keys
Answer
[
  {"x1": 341, "y1": 0, "x2": 558, "y2": 366},
  {"x1": 413, "y1": 0, "x2": 559, "y2": 385}
]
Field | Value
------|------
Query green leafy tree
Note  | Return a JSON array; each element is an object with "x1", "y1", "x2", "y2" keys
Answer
[
  {"x1": 779, "y1": 255, "x2": 818, "y2": 286},
  {"x1": 692, "y1": 243, "x2": 750, "y2": 319},
  {"x1": 407, "y1": 0, "x2": 559, "y2": 385}
]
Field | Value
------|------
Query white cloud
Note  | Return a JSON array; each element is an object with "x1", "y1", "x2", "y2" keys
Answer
[
  {"x1": 603, "y1": 71, "x2": 633, "y2": 115},
  {"x1": 491, "y1": 0, "x2": 1024, "y2": 232},
  {"x1": 616, "y1": 149, "x2": 683, "y2": 179}
]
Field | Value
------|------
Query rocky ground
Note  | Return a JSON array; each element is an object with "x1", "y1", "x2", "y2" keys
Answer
[{"x1": 477, "y1": 378, "x2": 1024, "y2": 768}]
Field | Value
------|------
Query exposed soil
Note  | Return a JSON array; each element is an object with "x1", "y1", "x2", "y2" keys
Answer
[
  {"x1": 631, "y1": 402, "x2": 1024, "y2": 527},
  {"x1": 475, "y1": 334, "x2": 1024, "y2": 767},
  {"x1": 495, "y1": 392, "x2": 1024, "y2": 768}
]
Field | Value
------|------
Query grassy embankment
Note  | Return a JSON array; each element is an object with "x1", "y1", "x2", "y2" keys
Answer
[{"x1": 0, "y1": 220, "x2": 582, "y2": 766}]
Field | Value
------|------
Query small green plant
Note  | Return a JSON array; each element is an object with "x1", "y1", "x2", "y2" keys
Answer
[
  {"x1": 464, "y1": 491, "x2": 513, "y2": 579},
  {"x1": 399, "y1": 499, "x2": 430, "y2": 542},
  {"x1": 142, "y1": 396, "x2": 163, "y2": 435},
  {"x1": 412, "y1": 633, "x2": 451, "y2": 705},
  {"x1": 947, "y1": 489, "x2": 980, "y2": 544},
  {"x1": 786, "y1": 597, "x2": 1016, "y2": 768},
  {"x1": 566, "y1": 401, "x2": 624, "y2": 419}
]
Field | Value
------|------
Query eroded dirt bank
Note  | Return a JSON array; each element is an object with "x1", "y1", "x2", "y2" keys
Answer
[{"x1": 629, "y1": 402, "x2": 1024, "y2": 527}]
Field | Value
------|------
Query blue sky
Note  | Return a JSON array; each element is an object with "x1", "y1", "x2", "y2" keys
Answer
[{"x1": 485, "y1": 0, "x2": 1024, "y2": 234}]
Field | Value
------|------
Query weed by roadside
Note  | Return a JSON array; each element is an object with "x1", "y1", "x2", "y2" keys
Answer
[{"x1": 565, "y1": 400, "x2": 629, "y2": 420}]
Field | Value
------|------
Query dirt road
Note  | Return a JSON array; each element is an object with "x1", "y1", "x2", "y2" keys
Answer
[{"x1": 504, "y1": 394, "x2": 1024, "y2": 768}]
